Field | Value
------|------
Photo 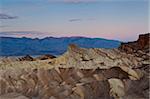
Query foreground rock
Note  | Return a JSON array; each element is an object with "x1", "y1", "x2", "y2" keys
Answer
[{"x1": 0, "y1": 67, "x2": 138, "y2": 99}]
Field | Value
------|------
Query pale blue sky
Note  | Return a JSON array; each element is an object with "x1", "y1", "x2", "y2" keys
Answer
[{"x1": 0, "y1": 0, "x2": 149, "y2": 41}]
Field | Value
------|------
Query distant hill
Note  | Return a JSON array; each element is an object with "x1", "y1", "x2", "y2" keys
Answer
[{"x1": 0, "y1": 37, "x2": 121, "y2": 56}]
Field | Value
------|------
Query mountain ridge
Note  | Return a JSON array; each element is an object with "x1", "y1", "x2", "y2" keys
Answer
[
  {"x1": 0, "y1": 36, "x2": 121, "y2": 56},
  {"x1": 0, "y1": 36, "x2": 121, "y2": 41}
]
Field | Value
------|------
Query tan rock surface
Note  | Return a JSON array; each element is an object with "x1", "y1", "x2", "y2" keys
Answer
[{"x1": 0, "y1": 93, "x2": 29, "y2": 99}]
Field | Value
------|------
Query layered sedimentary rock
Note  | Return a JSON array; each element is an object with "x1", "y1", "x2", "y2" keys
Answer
[{"x1": 0, "y1": 33, "x2": 149, "y2": 99}]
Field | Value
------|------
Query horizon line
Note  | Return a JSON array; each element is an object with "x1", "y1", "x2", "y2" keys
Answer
[{"x1": 0, "y1": 35, "x2": 122, "y2": 42}]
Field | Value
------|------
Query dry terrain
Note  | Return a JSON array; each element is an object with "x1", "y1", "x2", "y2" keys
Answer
[{"x1": 0, "y1": 33, "x2": 149, "y2": 99}]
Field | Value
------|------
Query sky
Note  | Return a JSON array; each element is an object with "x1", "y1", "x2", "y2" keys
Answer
[{"x1": 0, "y1": 0, "x2": 149, "y2": 41}]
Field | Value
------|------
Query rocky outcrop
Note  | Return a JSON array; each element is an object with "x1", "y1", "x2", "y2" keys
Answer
[
  {"x1": 119, "y1": 33, "x2": 149, "y2": 53},
  {"x1": 18, "y1": 55, "x2": 34, "y2": 61},
  {"x1": 18, "y1": 54, "x2": 56, "y2": 61},
  {"x1": 35, "y1": 54, "x2": 56, "y2": 60},
  {"x1": 52, "y1": 44, "x2": 142, "y2": 70},
  {"x1": 119, "y1": 33, "x2": 150, "y2": 99}
]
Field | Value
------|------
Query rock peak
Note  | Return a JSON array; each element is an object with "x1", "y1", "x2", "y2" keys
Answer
[{"x1": 119, "y1": 33, "x2": 150, "y2": 53}]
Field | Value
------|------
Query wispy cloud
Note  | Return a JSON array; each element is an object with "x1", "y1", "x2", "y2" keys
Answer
[
  {"x1": 0, "y1": 13, "x2": 18, "y2": 19},
  {"x1": 0, "y1": 31, "x2": 41, "y2": 35},
  {"x1": 69, "y1": 18, "x2": 96, "y2": 22},
  {"x1": 0, "y1": 31, "x2": 54, "y2": 38},
  {"x1": 0, "y1": 25, "x2": 10, "y2": 28},
  {"x1": 69, "y1": 18, "x2": 82, "y2": 22}
]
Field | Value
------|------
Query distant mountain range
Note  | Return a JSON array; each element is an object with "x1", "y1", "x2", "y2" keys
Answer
[{"x1": 0, "y1": 37, "x2": 121, "y2": 56}]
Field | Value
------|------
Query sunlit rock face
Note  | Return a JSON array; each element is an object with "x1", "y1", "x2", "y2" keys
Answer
[
  {"x1": 52, "y1": 43, "x2": 142, "y2": 71},
  {"x1": 0, "y1": 33, "x2": 149, "y2": 99}
]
